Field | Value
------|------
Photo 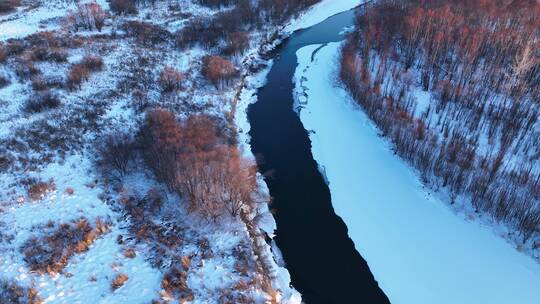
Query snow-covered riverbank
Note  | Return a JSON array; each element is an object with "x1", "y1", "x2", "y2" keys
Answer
[
  {"x1": 294, "y1": 42, "x2": 540, "y2": 304},
  {"x1": 284, "y1": 0, "x2": 361, "y2": 33}
]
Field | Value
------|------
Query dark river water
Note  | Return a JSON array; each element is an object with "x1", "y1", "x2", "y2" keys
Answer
[{"x1": 247, "y1": 8, "x2": 390, "y2": 304}]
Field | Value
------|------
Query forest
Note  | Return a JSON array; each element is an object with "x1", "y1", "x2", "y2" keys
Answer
[{"x1": 341, "y1": 0, "x2": 540, "y2": 246}]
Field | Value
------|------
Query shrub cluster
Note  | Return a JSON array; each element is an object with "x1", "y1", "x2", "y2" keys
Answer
[
  {"x1": 176, "y1": 0, "x2": 258, "y2": 50},
  {"x1": 139, "y1": 109, "x2": 257, "y2": 221},
  {"x1": 67, "y1": 55, "x2": 104, "y2": 90},
  {"x1": 23, "y1": 92, "x2": 61, "y2": 113},
  {"x1": 123, "y1": 21, "x2": 172, "y2": 46},
  {"x1": 201, "y1": 56, "x2": 237, "y2": 89},
  {"x1": 68, "y1": 64, "x2": 90, "y2": 90},
  {"x1": 158, "y1": 66, "x2": 183, "y2": 93},
  {"x1": 67, "y1": 3, "x2": 107, "y2": 32},
  {"x1": 31, "y1": 75, "x2": 64, "y2": 92},
  {"x1": 15, "y1": 58, "x2": 40, "y2": 81},
  {"x1": 160, "y1": 263, "x2": 193, "y2": 302},
  {"x1": 30, "y1": 47, "x2": 67, "y2": 63}
]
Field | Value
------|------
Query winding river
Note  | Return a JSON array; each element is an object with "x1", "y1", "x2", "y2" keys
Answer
[{"x1": 247, "y1": 9, "x2": 390, "y2": 304}]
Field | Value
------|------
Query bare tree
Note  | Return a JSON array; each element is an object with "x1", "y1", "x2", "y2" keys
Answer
[{"x1": 97, "y1": 132, "x2": 135, "y2": 179}]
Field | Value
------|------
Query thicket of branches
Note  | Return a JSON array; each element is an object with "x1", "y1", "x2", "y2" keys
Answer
[
  {"x1": 138, "y1": 109, "x2": 257, "y2": 221},
  {"x1": 341, "y1": 0, "x2": 540, "y2": 244},
  {"x1": 66, "y1": 3, "x2": 106, "y2": 32},
  {"x1": 177, "y1": 0, "x2": 321, "y2": 50},
  {"x1": 96, "y1": 109, "x2": 257, "y2": 222}
]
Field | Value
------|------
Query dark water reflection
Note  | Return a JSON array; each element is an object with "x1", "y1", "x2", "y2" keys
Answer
[{"x1": 247, "y1": 8, "x2": 390, "y2": 304}]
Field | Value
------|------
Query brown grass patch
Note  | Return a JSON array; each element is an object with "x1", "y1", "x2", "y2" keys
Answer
[
  {"x1": 27, "y1": 179, "x2": 56, "y2": 201},
  {"x1": 111, "y1": 274, "x2": 129, "y2": 290},
  {"x1": 0, "y1": 279, "x2": 42, "y2": 304},
  {"x1": 20, "y1": 217, "x2": 112, "y2": 275}
]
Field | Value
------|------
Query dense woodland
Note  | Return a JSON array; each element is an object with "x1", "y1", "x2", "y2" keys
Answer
[{"x1": 341, "y1": 0, "x2": 540, "y2": 246}]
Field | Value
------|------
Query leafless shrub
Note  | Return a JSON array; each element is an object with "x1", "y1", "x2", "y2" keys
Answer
[
  {"x1": 139, "y1": 109, "x2": 183, "y2": 190},
  {"x1": 6, "y1": 40, "x2": 24, "y2": 56},
  {"x1": 123, "y1": 21, "x2": 171, "y2": 45},
  {"x1": 23, "y1": 91, "x2": 61, "y2": 113},
  {"x1": 158, "y1": 66, "x2": 183, "y2": 92},
  {"x1": 201, "y1": 55, "x2": 237, "y2": 89},
  {"x1": 96, "y1": 132, "x2": 135, "y2": 179},
  {"x1": 67, "y1": 64, "x2": 90, "y2": 90},
  {"x1": 31, "y1": 47, "x2": 67, "y2": 62},
  {"x1": 15, "y1": 58, "x2": 40, "y2": 81},
  {"x1": 91, "y1": 3, "x2": 106, "y2": 31},
  {"x1": 63, "y1": 56, "x2": 99, "y2": 90},
  {"x1": 31, "y1": 76, "x2": 47, "y2": 91},
  {"x1": 119, "y1": 188, "x2": 167, "y2": 227},
  {"x1": 175, "y1": 17, "x2": 219, "y2": 49},
  {"x1": 81, "y1": 55, "x2": 104, "y2": 71},
  {"x1": 67, "y1": 2, "x2": 106, "y2": 32},
  {"x1": 111, "y1": 274, "x2": 129, "y2": 290},
  {"x1": 42, "y1": 75, "x2": 65, "y2": 89}
]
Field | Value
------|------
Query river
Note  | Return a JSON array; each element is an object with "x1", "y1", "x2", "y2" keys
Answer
[{"x1": 247, "y1": 8, "x2": 390, "y2": 304}]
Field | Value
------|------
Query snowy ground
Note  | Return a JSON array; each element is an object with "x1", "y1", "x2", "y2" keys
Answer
[
  {"x1": 0, "y1": 155, "x2": 162, "y2": 304},
  {"x1": 294, "y1": 42, "x2": 540, "y2": 304}
]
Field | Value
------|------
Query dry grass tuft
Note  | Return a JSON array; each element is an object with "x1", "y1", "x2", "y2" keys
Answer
[
  {"x1": 27, "y1": 179, "x2": 56, "y2": 201},
  {"x1": 160, "y1": 266, "x2": 193, "y2": 302},
  {"x1": 123, "y1": 248, "x2": 136, "y2": 258},
  {"x1": 111, "y1": 274, "x2": 129, "y2": 290}
]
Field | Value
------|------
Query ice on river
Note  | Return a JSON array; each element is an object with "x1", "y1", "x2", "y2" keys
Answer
[{"x1": 294, "y1": 42, "x2": 540, "y2": 304}]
